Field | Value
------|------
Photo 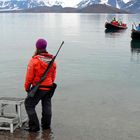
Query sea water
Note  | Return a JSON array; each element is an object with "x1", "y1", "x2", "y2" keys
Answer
[{"x1": 0, "y1": 13, "x2": 140, "y2": 140}]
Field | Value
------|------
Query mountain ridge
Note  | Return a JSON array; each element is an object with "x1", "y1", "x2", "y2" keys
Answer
[
  {"x1": 0, "y1": 4, "x2": 130, "y2": 13},
  {"x1": 0, "y1": 0, "x2": 139, "y2": 13}
]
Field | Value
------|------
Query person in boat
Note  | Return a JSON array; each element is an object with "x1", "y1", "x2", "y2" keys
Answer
[
  {"x1": 136, "y1": 24, "x2": 140, "y2": 31},
  {"x1": 119, "y1": 21, "x2": 122, "y2": 26},
  {"x1": 24, "y1": 38, "x2": 57, "y2": 132},
  {"x1": 111, "y1": 17, "x2": 118, "y2": 25},
  {"x1": 112, "y1": 17, "x2": 116, "y2": 22}
]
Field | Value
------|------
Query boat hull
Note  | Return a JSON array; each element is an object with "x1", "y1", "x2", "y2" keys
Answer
[
  {"x1": 131, "y1": 30, "x2": 140, "y2": 40},
  {"x1": 105, "y1": 22, "x2": 127, "y2": 30}
]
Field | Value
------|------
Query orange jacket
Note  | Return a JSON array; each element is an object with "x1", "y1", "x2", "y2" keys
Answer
[{"x1": 24, "y1": 52, "x2": 56, "y2": 91}]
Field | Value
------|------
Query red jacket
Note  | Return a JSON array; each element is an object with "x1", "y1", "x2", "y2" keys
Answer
[{"x1": 24, "y1": 52, "x2": 56, "y2": 91}]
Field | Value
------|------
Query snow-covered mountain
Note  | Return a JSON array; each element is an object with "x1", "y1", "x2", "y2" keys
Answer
[
  {"x1": 77, "y1": 0, "x2": 130, "y2": 9},
  {"x1": 77, "y1": 0, "x2": 140, "y2": 13},
  {"x1": 0, "y1": 0, "x2": 63, "y2": 10},
  {"x1": 122, "y1": 0, "x2": 140, "y2": 13},
  {"x1": 0, "y1": 0, "x2": 139, "y2": 13}
]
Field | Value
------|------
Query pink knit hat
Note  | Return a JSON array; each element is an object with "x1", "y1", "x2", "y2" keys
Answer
[{"x1": 36, "y1": 38, "x2": 47, "y2": 50}]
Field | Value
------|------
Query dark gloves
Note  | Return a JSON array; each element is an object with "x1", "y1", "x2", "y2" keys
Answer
[{"x1": 26, "y1": 89, "x2": 30, "y2": 93}]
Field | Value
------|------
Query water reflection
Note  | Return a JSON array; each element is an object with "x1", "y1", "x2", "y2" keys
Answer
[
  {"x1": 104, "y1": 29, "x2": 126, "y2": 38},
  {"x1": 27, "y1": 129, "x2": 53, "y2": 140},
  {"x1": 131, "y1": 40, "x2": 140, "y2": 54},
  {"x1": 41, "y1": 130, "x2": 53, "y2": 140},
  {"x1": 130, "y1": 40, "x2": 140, "y2": 63},
  {"x1": 27, "y1": 132, "x2": 40, "y2": 140},
  {"x1": 105, "y1": 29, "x2": 126, "y2": 34}
]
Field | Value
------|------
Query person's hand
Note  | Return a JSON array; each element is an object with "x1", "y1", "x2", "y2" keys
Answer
[{"x1": 26, "y1": 89, "x2": 30, "y2": 93}]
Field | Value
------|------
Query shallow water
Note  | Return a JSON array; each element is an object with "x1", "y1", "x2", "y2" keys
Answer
[{"x1": 0, "y1": 13, "x2": 140, "y2": 140}]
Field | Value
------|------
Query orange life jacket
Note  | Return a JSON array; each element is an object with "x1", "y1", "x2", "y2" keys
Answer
[{"x1": 24, "y1": 52, "x2": 56, "y2": 91}]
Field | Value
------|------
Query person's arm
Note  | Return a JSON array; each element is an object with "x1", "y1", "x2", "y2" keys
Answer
[{"x1": 24, "y1": 59, "x2": 35, "y2": 92}]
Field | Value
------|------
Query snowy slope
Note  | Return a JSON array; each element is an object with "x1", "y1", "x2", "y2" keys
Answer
[{"x1": 0, "y1": 0, "x2": 138, "y2": 13}]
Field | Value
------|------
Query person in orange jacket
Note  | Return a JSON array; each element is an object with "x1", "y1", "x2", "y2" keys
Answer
[{"x1": 24, "y1": 38, "x2": 57, "y2": 132}]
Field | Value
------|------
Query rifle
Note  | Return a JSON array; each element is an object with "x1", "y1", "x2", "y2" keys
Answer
[{"x1": 28, "y1": 41, "x2": 64, "y2": 97}]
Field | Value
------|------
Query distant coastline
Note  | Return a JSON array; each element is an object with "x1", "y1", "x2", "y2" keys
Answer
[{"x1": 0, "y1": 4, "x2": 130, "y2": 14}]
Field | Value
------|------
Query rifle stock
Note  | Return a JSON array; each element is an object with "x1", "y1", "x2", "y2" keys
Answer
[
  {"x1": 28, "y1": 84, "x2": 40, "y2": 97},
  {"x1": 27, "y1": 41, "x2": 64, "y2": 97}
]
